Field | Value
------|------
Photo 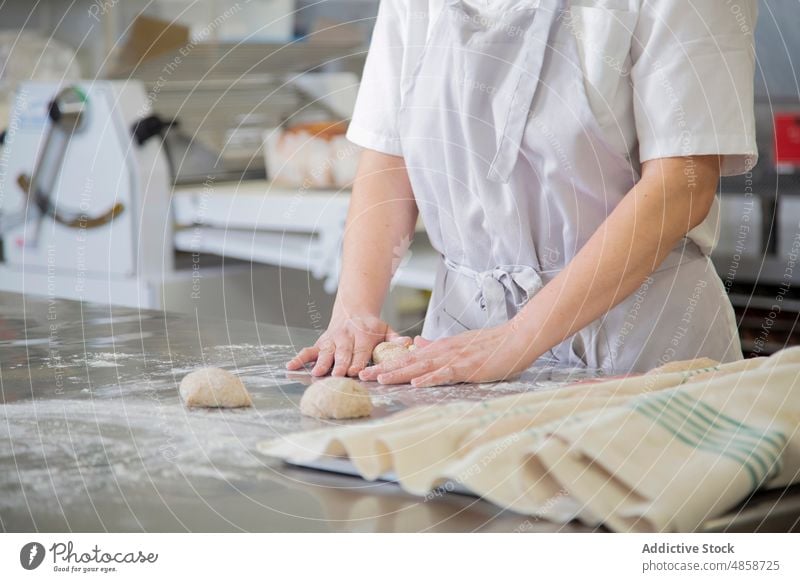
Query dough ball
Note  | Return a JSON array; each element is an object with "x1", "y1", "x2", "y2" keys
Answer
[
  {"x1": 300, "y1": 377, "x2": 372, "y2": 419},
  {"x1": 180, "y1": 367, "x2": 252, "y2": 408},
  {"x1": 372, "y1": 341, "x2": 413, "y2": 365},
  {"x1": 646, "y1": 358, "x2": 720, "y2": 375}
]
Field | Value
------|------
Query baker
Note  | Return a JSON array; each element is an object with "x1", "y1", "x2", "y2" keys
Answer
[{"x1": 287, "y1": 0, "x2": 758, "y2": 386}]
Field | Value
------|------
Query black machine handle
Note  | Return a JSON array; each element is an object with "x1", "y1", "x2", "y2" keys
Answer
[{"x1": 131, "y1": 114, "x2": 178, "y2": 146}]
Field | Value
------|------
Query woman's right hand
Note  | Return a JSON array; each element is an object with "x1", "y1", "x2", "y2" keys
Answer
[
  {"x1": 286, "y1": 314, "x2": 404, "y2": 378},
  {"x1": 287, "y1": 149, "x2": 418, "y2": 377}
]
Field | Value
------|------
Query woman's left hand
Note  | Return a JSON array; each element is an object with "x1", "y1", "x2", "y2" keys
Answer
[{"x1": 358, "y1": 323, "x2": 534, "y2": 387}]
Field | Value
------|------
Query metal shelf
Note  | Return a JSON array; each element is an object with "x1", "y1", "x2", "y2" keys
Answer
[
  {"x1": 172, "y1": 180, "x2": 439, "y2": 293},
  {"x1": 114, "y1": 41, "x2": 365, "y2": 82},
  {"x1": 174, "y1": 227, "x2": 318, "y2": 272},
  {"x1": 111, "y1": 40, "x2": 365, "y2": 181},
  {"x1": 173, "y1": 180, "x2": 349, "y2": 232}
]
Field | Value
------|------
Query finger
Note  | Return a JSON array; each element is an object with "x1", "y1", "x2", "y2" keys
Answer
[
  {"x1": 385, "y1": 326, "x2": 402, "y2": 341},
  {"x1": 411, "y1": 364, "x2": 460, "y2": 388},
  {"x1": 332, "y1": 336, "x2": 354, "y2": 377},
  {"x1": 359, "y1": 360, "x2": 399, "y2": 381},
  {"x1": 347, "y1": 338, "x2": 374, "y2": 377},
  {"x1": 359, "y1": 351, "x2": 417, "y2": 380},
  {"x1": 376, "y1": 358, "x2": 442, "y2": 385},
  {"x1": 413, "y1": 336, "x2": 433, "y2": 349},
  {"x1": 385, "y1": 328, "x2": 414, "y2": 347},
  {"x1": 286, "y1": 346, "x2": 319, "y2": 370},
  {"x1": 358, "y1": 366, "x2": 379, "y2": 381},
  {"x1": 311, "y1": 342, "x2": 336, "y2": 376}
]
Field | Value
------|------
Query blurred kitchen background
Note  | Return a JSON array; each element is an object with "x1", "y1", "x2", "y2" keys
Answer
[{"x1": 0, "y1": 0, "x2": 798, "y2": 356}]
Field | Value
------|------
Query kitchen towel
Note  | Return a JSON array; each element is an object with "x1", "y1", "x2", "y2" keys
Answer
[{"x1": 259, "y1": 349, "x2": 800, "y2": 531}]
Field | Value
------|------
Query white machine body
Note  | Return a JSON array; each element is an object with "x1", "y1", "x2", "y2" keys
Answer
[{"x1": 0, "y1": 81, "x2": 173, "y2": 307}]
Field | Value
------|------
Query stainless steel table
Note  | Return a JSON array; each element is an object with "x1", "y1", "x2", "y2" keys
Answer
[{"x1": 1, "y1": 292, "x2": 797, "y2": 532}]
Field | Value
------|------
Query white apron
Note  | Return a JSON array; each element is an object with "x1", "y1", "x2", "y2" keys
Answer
[{"x1": 397, "y1": 0, "x2": 742, "y2": 374}]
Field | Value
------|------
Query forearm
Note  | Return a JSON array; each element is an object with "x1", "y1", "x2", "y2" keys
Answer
[
  {"x1": 514, "y1": 156, "x2": 721, "y2": 362},
  {"x1": 333, "y1": 149, "x2": 418, "y2": 320}
]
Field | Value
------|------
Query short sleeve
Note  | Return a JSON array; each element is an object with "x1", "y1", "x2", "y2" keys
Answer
[
  {"x1": 346, "y1": 0, "x2": 407, "y2": 156},
  {"x1": 630, "y1": 1, "x2": 758, "y2": 176}
]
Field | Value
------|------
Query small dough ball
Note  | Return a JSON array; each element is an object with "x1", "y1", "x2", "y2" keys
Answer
[
  {"x1": 180, "y1": 367, "x2": 252, "y2": 408},
  {"x1": 372, "y1": 341, "x2": 411, "y2": 365},
  {"x1": 646, "y1": 358, "x2": 720, "y2": 375},
  {"x1": 300, "y1": 377, "x2": 372, "y2": 419}
]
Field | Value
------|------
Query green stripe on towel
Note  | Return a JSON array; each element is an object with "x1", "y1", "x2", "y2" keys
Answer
[
  {"x1": 649, "y1": 392, "x2": 783, "y2": 480},
  {"x1": 636, "y1": 399, "x2": 776, "y2": 485},
  {"x1": 634, "y1": 403, "x2": 761, "y2": 489},
  {"x1": 672, "y1": 391, "x2": 785, "y2": 451},
  {"x1": 629, "y1": 391, "x2": 785, "y2": 491},
  {"x1": 641, "y1": 403, "x2": 769, "y2": 484}
]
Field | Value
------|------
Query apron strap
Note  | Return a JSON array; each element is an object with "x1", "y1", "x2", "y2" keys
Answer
[{"x1": 488, "y1": 0, "x2": 563, "y2": 183}]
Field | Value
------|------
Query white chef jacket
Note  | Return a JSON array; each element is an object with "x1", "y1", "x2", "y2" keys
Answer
[
  {"x1": 345, "y1": 0, "x2": 757, "y2": 371},
  {"x1": 346, "y1": 0, "x2": 759, "y2": 253}
]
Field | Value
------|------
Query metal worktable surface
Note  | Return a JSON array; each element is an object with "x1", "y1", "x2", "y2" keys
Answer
[{"x1": 1, "y1": 292, "x2": 798, "y2": 533}]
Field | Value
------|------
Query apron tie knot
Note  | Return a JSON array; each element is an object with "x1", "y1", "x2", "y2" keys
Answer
[{"x1": 444, "y1": 258, "x2": 546, "y2": 327}]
